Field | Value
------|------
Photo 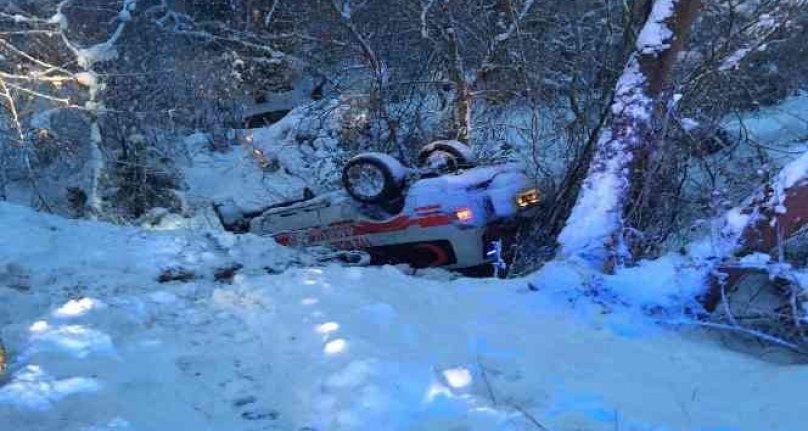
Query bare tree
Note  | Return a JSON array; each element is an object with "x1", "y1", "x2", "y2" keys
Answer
[
  {"x1": 0, "y1": 0, "x2": 142, "y2": 216},
  {"x1": 55, "y1": 0, "x2": 139, "y2": 218},
  {"x1": 0, "y1": 1, "x2": 81, "y2": 209},
  {"x1": 420, "y1": 0, "x2": 537, "y2": 143}
]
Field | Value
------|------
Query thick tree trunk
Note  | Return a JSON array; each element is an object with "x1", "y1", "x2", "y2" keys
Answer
[
  {"x1": 557, "y1": 0, "x2": 701, "y2": 271},
  {"x1": 447, "y1": 44, "x2": 471, "y2": 143},
  {"x1": 55, "y1": 0, "x2": 139, "y2": 219},
  {"x1": 87, "y1": 112, "x2": 105, "y2": 218},
  {"x1": 442, "y1": 3, "x2": 470, "y2": 143}
]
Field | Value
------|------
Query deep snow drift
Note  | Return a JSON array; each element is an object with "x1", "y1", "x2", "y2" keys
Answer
[{"x1": 2, "y1": 202, "x2": 807, "y2": 431}]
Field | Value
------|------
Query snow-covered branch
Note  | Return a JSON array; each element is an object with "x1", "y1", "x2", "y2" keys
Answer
[
  {"x1": 492, "y1": 0, "x2": 535, "y2": 43},
  {"x1": 718, "y1": 0, "x2": 807, "y2": 71},
  {"x1": 54, "y1": 0, "x2": 137, "y2": 68},
  {"x1": 147, "y1": 1, "x2": 291, "y2": 62},
  {"x1": 420, "y1": 0, "x2": 437, "y2": 39},
  {"x1": 264, "y1": 0, "x2": 281, "y2": 26},
  {"x1": 0, "y1": 39, "x2": 71, "y2": 74}
]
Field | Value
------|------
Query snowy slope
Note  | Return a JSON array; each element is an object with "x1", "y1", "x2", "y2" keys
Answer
[{"x1": 1, "y1": 203, "x2": 808, "y2": 431}]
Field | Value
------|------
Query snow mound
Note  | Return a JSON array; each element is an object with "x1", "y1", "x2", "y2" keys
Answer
[{"x1": 0, "y1": 365, "x2": 100, "y2": 411}]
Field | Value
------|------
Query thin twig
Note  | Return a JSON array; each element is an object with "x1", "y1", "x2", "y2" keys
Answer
[
  {"x1": 477, "y1": 356, "x2": 497, "y2": 406},
  {"x1": 662, "y1": 319, "x2": 808, "y2": 355},
  {"x1": 508, "y1": 402, "x2": 550, "y2": 431}
]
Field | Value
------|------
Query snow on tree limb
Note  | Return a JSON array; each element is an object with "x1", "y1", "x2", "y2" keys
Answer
[
  {"x1": 420, "y1": 0, "x2": 437, "y2": 39},
  {"x1": 264, "y1": 0, "x2": 281, "y2": 26},
  {"x1": 56, "y1": 0, "x2": 137, "y2": 68},
  {"x1": 636, "y1": 0, "x2": 677, "y2": 54},
  {"x1": 718, "y1": 0, "x2": 807, "y2": 71},
  {"x1": 492, "y1": 0, "x2": 536, "y2": 43},
  {"x1": 147, "y1": 0, "x2": 294, "y2": 64}
]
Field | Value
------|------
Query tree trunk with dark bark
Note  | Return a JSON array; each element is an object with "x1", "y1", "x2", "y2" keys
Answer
[{"x1": 557, "y1": 0, "x2": 701, "y2": 271}]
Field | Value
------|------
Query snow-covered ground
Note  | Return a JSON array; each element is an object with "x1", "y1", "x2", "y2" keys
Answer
[
  {"x1": 2, "y1": 202, "x2": 807, "y2": 431},
  {"x1": 2, "y1": 91, "x2": 807, "y2": 431}
]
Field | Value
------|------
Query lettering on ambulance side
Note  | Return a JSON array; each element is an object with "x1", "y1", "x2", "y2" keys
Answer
[
  {"x1": 271, "y1": 213, "x2": 454, "y2": 248},
  {"x1": 273, "y1": 224, "x2": 370, "y2": 248}
]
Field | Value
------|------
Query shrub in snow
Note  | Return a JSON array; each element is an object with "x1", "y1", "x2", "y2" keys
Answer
[
  {"x1": 157, "y1": 267, "x2": 197, "y2": 284},
  {"x1": 105, "y1": 127, "x2": 185, "y2": 219},
  {"x1": 213, "y1": 263, "x2": 244, "y2": 284}
]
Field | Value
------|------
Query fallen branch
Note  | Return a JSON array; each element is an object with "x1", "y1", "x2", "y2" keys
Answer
[
  {"x1": 661, "y1": 319, "x2": 808, "y2": 357},
  {"x1": 477, "y1": 356, "x2": 497, "y2": 406},
  {"x1": 508, "y1": 401, "x2": 550, "y2": 431}
]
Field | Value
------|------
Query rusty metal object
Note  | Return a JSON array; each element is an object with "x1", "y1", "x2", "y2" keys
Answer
[
  {"x1": 739, "y1": 180, "x2": 808, "y2": 256},
  {"x1": 703, "y1": 179, "x2": 808, "y2": 311}
]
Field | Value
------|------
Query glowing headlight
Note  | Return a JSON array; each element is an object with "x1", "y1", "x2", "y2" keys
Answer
[
  {"x1": 516, "y1": 188, "x2": 540, "y2": 208},
  {"x1": 455, "y1": 207, "x2": 474, "y2": 223}
]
